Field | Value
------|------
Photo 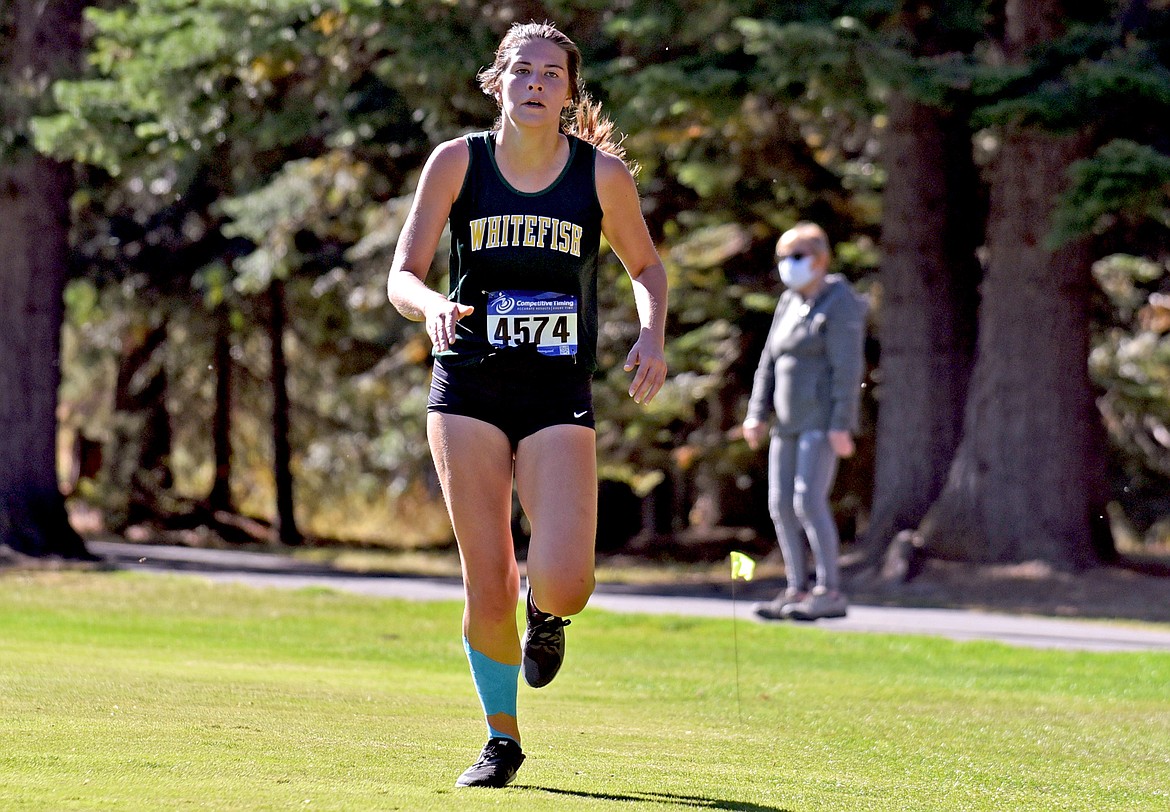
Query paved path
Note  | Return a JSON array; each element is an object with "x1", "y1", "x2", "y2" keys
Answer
[{"x1": 89, "y1": 540, "x2": 1170, "y2": 653}]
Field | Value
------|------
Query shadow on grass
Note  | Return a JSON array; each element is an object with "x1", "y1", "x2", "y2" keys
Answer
[{"x1": 519, "y1": 786, "x2": 791, "y2": 811}]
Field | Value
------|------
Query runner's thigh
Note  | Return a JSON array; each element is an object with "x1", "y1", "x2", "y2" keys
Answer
[
  {"x1": 514, "y1": 424, "x2": 597, "y2": 603},
  {"x1": 428, "y1": 411, "x2": 517, "y2": 589}
]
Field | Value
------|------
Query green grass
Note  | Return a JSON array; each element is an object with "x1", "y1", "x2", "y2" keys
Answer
[{"x1": 1, "y1": 572, "x2": 1168, "y2": 811}]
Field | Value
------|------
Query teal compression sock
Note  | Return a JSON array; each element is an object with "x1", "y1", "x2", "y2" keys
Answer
[{"x1": 463, "y1": 637, "x2": 520, "y2": 741}]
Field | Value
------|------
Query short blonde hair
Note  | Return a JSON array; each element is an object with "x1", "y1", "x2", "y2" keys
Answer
[{"x1": 777, "y1": 222, "x2": 831, "y2": 258}]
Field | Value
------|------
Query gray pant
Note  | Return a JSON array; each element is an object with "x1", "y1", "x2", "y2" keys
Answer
[{"x1": 767, "y1": 430, "x2": 840, "y2": 592}]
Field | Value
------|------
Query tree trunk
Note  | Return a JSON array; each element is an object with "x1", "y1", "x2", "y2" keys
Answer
[
  {"x1": 916, "y1": 0, "x2": 1111, "y2": 569},
  {"x1": 866, "y1": 92, "x2": 981, "y2": 560},
  {"x1": 269, "y1": 281, "x2": 301, "y2": 545},
  {"x1": 207, "y1": 305, "x2": 234, "y2": 513},
  {"x1": 103, "y1": 324, "x2": 170, "y2": 530},
  {"x1": 0, "y1": 0, "x2": 92, "y2": 560}
]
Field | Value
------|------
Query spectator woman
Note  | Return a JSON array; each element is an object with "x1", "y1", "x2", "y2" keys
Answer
[{"x1": 743, "y1": 222, "x2": 866, "y2": 622}]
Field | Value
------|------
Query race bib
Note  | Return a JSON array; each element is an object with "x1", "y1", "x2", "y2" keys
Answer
[{"x1": 486, "y1": 290, "x2": 578, "y2": 357}]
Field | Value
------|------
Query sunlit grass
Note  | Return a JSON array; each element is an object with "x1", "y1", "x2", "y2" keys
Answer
[{"x1": 2, "y1": 571, "x2": 1168, "y2": 811}]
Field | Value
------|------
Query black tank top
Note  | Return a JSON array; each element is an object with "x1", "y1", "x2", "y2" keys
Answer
[{"x1": 441, "y1": 131, "x2": 603, "y2": 372}]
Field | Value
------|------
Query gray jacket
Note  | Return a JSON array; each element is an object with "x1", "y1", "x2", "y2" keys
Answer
[{"x1": 746, "y1": 275, "x2": 867, "y2": 435}]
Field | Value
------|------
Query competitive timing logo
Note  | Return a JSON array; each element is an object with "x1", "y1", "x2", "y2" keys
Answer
[{"x1": 494, "y1": 294, "x2": 517, "y2": 314}]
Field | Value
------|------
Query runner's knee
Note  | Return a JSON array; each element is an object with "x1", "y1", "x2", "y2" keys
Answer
[{"x1": 531, "y1": 574, "x2": 594, "y2": 618}]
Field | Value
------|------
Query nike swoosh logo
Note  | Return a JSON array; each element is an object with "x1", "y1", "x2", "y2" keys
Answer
[{"x1": 574, "y1": 410, "x2": 589, "y2": 419}]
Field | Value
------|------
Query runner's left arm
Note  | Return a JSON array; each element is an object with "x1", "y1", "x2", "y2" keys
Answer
[{"x1": 596, "y1": 151, "x2": 668, "y2": 405}]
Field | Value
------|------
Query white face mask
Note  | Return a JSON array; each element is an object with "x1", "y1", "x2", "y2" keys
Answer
[{"x1": 777, "y1": 255, "x2": 816, "y2": 289}]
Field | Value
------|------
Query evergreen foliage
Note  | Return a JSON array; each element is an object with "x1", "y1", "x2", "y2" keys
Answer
[{"x1": 25, "y1": 0, "x2": 1170, "y2": 552}]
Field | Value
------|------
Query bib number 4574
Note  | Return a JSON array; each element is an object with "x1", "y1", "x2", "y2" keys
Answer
[
  {"x1": 492, "y1": 314, "x2": 571, "y2": 346},
  {"x1": 486, "y1": 290, "x2": 578, "y2": 357}
]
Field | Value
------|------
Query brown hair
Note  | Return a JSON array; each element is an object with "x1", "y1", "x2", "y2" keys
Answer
[{"x1": 477, "y1": 21, "x2": 632, "y2": 169}]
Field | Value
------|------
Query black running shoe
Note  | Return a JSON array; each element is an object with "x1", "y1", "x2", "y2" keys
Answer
[
  {"x1": 521, "y1": 588, "x2": 570, "y2": 688},
  {"x1": 454, "y1": 737, "x2": 525, "y2": 788}
]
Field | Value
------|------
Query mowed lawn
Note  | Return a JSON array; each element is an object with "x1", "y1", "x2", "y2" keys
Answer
[{"x1": 1, "y1": 571, "x2": 1168, "y2": 811}]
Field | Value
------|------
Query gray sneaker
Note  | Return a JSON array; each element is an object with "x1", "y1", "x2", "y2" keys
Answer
[
  {"x1": 783, "y1": 586, "x2": 848, "y2": 621},
  {"x1": 753, "y1": 588, "x2": 807, "y2": 621}
]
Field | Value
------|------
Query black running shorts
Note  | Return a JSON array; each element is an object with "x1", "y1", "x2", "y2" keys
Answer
[{"x1": 427, "y1": 355, "x2": 595, "y2": 449}]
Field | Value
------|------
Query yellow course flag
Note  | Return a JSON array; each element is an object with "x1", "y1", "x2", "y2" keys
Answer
[{"x1": 729, "y1": 551, "x2": 756, "y2": 582}]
